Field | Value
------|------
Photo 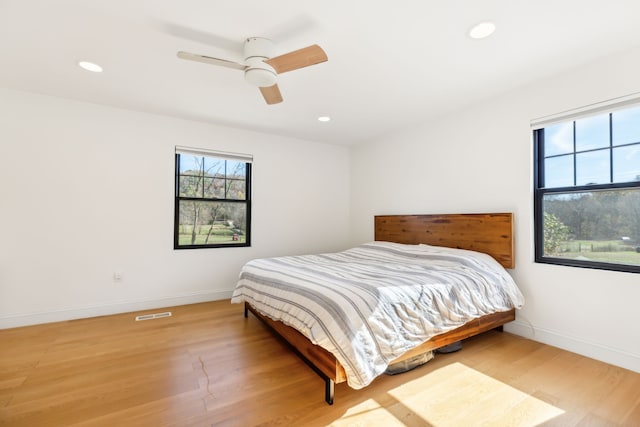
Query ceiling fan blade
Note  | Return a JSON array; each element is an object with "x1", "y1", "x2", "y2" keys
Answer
[
  {"x1": 259, "y1": 84, "x2": 283, "y2": 105},
  {"x1": 177, "y1": 51, "x2": 246, "y2": 71},
  {"x1": 265, "y1": 44, "x2": 327, "y2": 74}
]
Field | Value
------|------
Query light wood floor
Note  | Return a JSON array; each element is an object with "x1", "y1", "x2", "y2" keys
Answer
[{"x1": 1, "y1": 300, "x2": 639, "y2": 427}]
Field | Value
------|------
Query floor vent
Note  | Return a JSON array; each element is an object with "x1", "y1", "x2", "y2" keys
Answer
[{"x1": 135, "y1": 311, "x2": 172, "y2": 321}]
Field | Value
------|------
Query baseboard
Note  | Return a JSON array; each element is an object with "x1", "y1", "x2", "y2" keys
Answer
[
  {"x1": 506, "y1": 319, "x2": 640, "y2": 374},
  {"x1": 0, "y1": 290, "x2": 234, "y2": 329}
]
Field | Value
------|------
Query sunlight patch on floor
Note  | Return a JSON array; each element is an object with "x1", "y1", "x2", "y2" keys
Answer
[
  {"x1": 386, "y1": 362, "x2": 565, "y2": 426},
  {"x1": 328, "y1": 398, "x2": 406, "y2": 426}
]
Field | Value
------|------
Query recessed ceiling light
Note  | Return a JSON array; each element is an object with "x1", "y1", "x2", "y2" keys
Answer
[
  {"x1": 318, "y1": 116, "x2": 331, "y2": 122},
  {"x1": 78, "y1": 61, "x2": 103, "y2": 72},
  {"x1": 469, "y1": 21, "x2": 496, "y2": 39}
]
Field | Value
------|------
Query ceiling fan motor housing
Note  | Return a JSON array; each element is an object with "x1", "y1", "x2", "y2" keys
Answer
[{"x1": 244, "y1": 37, "x2": 277, "y2": 87}]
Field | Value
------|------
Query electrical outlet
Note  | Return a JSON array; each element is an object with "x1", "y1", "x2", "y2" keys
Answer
[{"x1": 113, "y1": 272, "x2": 123, "y2": 282}]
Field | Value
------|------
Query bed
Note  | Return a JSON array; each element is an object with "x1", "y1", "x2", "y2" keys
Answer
[{"x1": 231, "y1": 213, "x2": 523, "y2": 404}]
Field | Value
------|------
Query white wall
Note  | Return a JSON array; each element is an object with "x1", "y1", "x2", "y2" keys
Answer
[
  {"x1": 350, "y1": 46, "x2": 640, "y2": 374},
  {"x1": 0, "y1": 88, "x2": 350, "y2": 328},
  {"x1": 2, "y1": 47, "x2": 639, "y2": 375}
]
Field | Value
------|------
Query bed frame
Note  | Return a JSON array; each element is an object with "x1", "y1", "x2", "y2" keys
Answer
[{"x1": 243, "y1": 212, "x2": 516, "y2": 404}]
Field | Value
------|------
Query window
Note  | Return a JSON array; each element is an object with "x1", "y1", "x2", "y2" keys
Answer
[
  {"x1": 533, "y1": 103, "x2": 640, "y2": 273},
  {"x1": 174, "y1": 147, "x2": 251, "y2": 249}
]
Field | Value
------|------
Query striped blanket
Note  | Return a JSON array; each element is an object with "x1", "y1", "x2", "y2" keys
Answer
[{"x1": 231, "y1": 241, "x2": 524, "y2": 389}]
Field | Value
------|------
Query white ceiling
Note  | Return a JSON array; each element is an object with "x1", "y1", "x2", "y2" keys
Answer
[{"x1": 2, "y1": 0, "x2": 640, "y2": 145}]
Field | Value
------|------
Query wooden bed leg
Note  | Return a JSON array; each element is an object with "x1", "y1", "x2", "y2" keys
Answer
[
  {"x1": 494, "y1": 325, "x2": 504, "y2": 332},
  {"x1": 325, "y1": 379, "x2": 335, "y2": 405}
]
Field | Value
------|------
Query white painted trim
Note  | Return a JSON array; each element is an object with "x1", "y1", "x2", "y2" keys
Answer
[
  {"x1": 506, "y1": 320, "x2": 640, "y2": 374},
  {"x1": 0, "y1": 290, "x2": 234, "y2": 329},
  {"x1": 530, "y1": 91, "x2": 640, "y2": 129},
  {"x1": 175, "y1": 145, "x2": 253, "y2": 163}
]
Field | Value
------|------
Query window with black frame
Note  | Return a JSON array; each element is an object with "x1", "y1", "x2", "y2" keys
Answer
[
  {"x1": 174, "y1": 147, "x2": 251, "y2": 249},
  {"x1": 533, "y1": 103, "x2": 640, "y2": 273}
]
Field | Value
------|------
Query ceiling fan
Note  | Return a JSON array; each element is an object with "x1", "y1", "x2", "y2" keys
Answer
[{"x1": 177, "y1": 37, "x2": 328, "y2": 105}]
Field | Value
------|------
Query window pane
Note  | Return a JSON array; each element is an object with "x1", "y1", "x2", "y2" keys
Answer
[
  {"x1": 544, "y1": 155, "x2": 573, "y2": 188},
  {"x1": 179, "y1": 155, "x2": 203, "y2": 176},
  {"x1": 576, "y1": 149, "x2": 610, "y2": 185},
  {"x1": 177, "y1": 200, "x2": 247, "y2": 246},
  {"x1": 213, "y1": 178, "x2": 227, "y2": 198},
  {"x1": 613, "y1": 145, "x2": 640, "y2": 183},
  {"x1": 202, "y1": 177, "x2": 227, "y2": 198},
  {"x1": 203, "y1": 156, "x2": 225, "y2": 177},
  {"x1": 179, "y1": 175, "x2": 202, "y2": 197},
  {"x1": 542, "y1": 189, "x2": 640, "y2": 266},
  {"x1": 575, "y1": 113, "x2": 609, "y2": 152},
  {"x1": 226, "y1": 160, "x2": 247, "y2": 178},
  {"x1": 544, "y1": 122, "x2": 573, "y2": 156},
  {"x1": 202, "y1": 177, "x2": 217, "y2": 198},
  {"x1": 612, "y1": 106, "x2": 640, "y2": 146},
  {"x1": 227, "y1": 178, "x2": 247, "y2": 200}
]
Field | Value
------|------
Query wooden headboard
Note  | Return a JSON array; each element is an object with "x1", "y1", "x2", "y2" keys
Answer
[{"x1": 374, "y1": 213, "x2": 514, "y2": 268}]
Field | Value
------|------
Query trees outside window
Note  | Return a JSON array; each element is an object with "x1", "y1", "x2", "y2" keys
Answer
[
  {"x1": 534, "y1": 105, "x2": 640, "y2": 273},
  {"x1": 174, "y1": 149, "x2": 251, "y2": 249}
]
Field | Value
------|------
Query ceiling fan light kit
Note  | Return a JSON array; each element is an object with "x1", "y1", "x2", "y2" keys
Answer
[
  {"x1": 244, "y1": 65, "x2": 277, "y2": 87},
  {"x1": 244, "y1": 38, "x2": 277, "y2": 87},
  {"x1": 177, "y1": 36, "x2": 328, "y2": 105}
]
